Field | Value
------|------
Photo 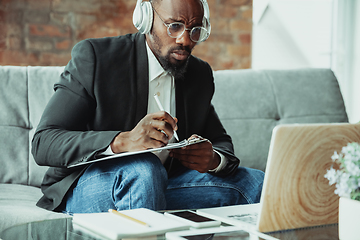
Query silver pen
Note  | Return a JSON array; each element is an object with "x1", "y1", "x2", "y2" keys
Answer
[{"x1": 153, "y1": 94, "x2": 179, "y2": 141}]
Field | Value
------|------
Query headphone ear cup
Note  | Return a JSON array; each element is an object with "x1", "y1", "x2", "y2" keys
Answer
[
  {"x1": 133, "y1": 1, "x2": 153, "y2": 34},
  {"x1": 200, "y1": 0, "x2": 211, "y2": 41}
]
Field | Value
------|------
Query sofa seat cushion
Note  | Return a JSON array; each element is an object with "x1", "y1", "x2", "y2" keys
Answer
[{"x1": 0, "y1": 184, "x2": 70, "y2": 232}]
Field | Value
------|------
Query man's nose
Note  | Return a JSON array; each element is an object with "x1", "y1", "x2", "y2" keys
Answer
[{"x1": 175, "y1": 30, "x2": 192, "y2": 46}]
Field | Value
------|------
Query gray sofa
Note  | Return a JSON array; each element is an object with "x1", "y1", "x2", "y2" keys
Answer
[{"x1": 0, "y1": 66, "x2": 348, "y2": 234}]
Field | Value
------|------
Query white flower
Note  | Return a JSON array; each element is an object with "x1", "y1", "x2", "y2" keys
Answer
[
  {"x1": 346, "y1": 161, "x2": 360, "y2": 176},
  {"x1": 326, "y1": 142, "x2": 360, "y2": 200},
  {"x1": 331, "y1": 151, "x2": 339, "y2": 161},
  {"x1": 334, "y1": 172, "x2": 352, "y2": 197},
  {"x1": 324, "y1": 167, "x2": 338, "y2": 185}
]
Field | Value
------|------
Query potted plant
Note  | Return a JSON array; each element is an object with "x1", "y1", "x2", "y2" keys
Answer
[{"x1": 324, "y1": 142, "x2": 360, "y2": 240}]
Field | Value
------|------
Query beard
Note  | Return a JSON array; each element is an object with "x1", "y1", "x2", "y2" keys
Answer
[
  {"x1": 158, "y1": 48, "x2": 190, "y2": 80},
  {"x1": 150, "y1": 31, "x2": 192, "y2": 80}
]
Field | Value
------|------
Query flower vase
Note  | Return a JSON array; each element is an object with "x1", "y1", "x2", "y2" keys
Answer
[{"x1": 339, "y1": 197, "x2": 360, "y2": 240}]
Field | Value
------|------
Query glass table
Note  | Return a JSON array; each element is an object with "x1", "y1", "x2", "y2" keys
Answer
[{"x1": 0, "y1": 217, "x2": 339, "y2": 240}]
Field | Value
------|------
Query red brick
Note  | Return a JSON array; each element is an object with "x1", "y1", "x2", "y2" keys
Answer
[
  {"x1": 220, "y1": 0, "x2": 252, "y2": 7},
  {"x1": 213, "y1": 19, "x2": 230, "y2": 32},
  {"x1": 6, "y1": 23, "x2": 22, "y2": 37},
  {"x1": 27, "y1": 0, "x2": 51, "y2": 10},
  {"x1": 207, "y1": 33, "x2": 234, "y2": 44},
  {"x1": 29, "y1": 24, "x2": 71, "y2": 38},
  {"x1": 230, "y1": 19, "x2": 252, "y2": 32},
  {"x1": 241, "y1": 7, "x2": 253, "y2": 19},
  {"x1": 220, "y1": 60, "x2": 234, "y2": 69},
  {"x1": 4, "y1": 11, "x2": 23, "y2": 23},
  {"x1": 227, "y1": 44, "x2": 251, "y2": 57},
  {"x1": 8, "y1": 36, "x2": 22, "y2": 50},
  {"x1": 74, "y1": 14, "x2": 98, "y2": 29},
  {"x1": 50, "y1": 12, "x2": 70, "y2": 25},
  {"x1": 216, "y1": 5, "x2": 238, "y2": 18},
  {"x1": 0, "y1": 0, "x2": 253, "y2": 70},
  {"x1": 238, "y1": 33, "x2": 251, "y2": 44},
  {"x1": 0, "y1": 39, "x2": 6, "y2": 50},
  {"x1": 0, "y1": 24, "x2": 6, "y2": 38},
  {"x1": 0, "y1": 9, "x2": 6, "y2": 22},
  {"x1": 55, "y1": 39, "x2": 72, "y2": 50},
  {"x1": 40, "y1": 52, "x2": 71, "y2": 66},
  {"x1": 76, "y1": 23, "x2": 121, "y2": 40},
  {"x1": 25, "y1": 38, "x2": 53, "y2": 51},
  {"x1": 0, "y1": 50, "x2": 39, "y2": 66},
  {"x1": 52, "y1": 0, "x2": 101, "y2": 14},
  {"x1": 24, "y1": 10, "x2": 50, "y2": 23}
]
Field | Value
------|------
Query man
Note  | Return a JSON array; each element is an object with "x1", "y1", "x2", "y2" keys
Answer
[{"x1": 32, "y1": 0, "x2": 264, "y2": 213}]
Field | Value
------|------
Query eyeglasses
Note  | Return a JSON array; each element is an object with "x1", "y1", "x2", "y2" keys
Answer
[{"x1": 151, "y1": 5, "x2": 209, "y2": 43}]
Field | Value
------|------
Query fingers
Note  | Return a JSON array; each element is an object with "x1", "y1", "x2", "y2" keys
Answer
[
  {"x1": 112, "y1": 112, "x2": 178, "y2": 153},
  {"x1": 150, "y1": 111, "x2": 178, "y2": 141},
  {"x1": 152, "y1": 111, "x2": 178, "y2": 132},
  {"x1": 169, "y1": 137, "x2": 215, "y2": 173}
]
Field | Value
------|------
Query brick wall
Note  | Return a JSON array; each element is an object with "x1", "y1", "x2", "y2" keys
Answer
[{"x1": 0, "y1": 0, "x2": 252, "y2": 70}]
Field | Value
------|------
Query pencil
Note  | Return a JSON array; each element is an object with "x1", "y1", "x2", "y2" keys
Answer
[
  {"x1": 108, "y1": 209, "x2": 150, "y2": 227},
  {"x1": 153, "y1": 94, "x2": 179, "y2": 141}
]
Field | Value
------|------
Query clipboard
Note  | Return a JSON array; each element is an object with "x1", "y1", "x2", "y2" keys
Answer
[{"x1": 68, "y1": 137, "x2": 207, "y2": 168}]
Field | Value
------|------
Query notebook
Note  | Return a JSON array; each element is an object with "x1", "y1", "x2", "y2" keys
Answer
[
  {"x1": 197, "y1": 123, "x2": 360, "y2": 233},
  {"x1": 72, "y1": 208, "x2": 191, "y2": 239},
  {"x1": 68, "y1": 137, "x2": 207, "y2": 168}
]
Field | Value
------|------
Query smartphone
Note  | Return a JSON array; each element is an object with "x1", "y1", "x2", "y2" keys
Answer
[{"x1": 164, "y1": 210, "x2": 221, "y2": 228}]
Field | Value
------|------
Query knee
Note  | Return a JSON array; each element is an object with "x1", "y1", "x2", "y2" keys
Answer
[
  {"x1": 113, "y1": 153, "x2": 168, "y2": 210},
  {"x1": 237, "y1": 167, "x2": 264, "y2": 203},
  {"x1": 118, "y1": 153, "x2": 168, "y2": 185}
]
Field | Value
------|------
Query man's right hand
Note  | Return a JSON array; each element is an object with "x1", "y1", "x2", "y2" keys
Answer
[{"x1": 110, "y1": 111, "x2": 178, "y2": 153}]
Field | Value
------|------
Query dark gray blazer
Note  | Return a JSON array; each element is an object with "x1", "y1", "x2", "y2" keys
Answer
[{"x1": 31, "y1": 33, "x2": 240, "y2": 211}]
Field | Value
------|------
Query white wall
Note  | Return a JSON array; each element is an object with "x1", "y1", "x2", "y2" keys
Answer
[
  {"x1": 252, "y1": 0, "x2": 360, "y2": 123},
  {"x1": 252, "y1": 0, "x2": 333, "y2": 69},
  {"x1": 350, "y1": 1, "x2": 360, "y2": 122}
]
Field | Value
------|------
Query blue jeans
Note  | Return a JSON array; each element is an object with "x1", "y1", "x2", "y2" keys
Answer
[{"x1": 64, "y1": 153, "x2": 264, "y2": 214}]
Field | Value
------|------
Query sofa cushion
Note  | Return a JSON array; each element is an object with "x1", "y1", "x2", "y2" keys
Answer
[
  {"x1": 28, "y1": 66, "x2": 64, "y2": 187},
  {"x1": 212, "y1": 68, "x2": 348, "y2": 171},
  {"x1": 0, "y1": 184, "x2": 70, "y2": 232},
  {"x1": 0, "y1": 66, "x2": 64, "y2": 187}
]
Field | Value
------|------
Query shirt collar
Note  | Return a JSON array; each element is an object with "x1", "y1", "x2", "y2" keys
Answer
[{"x1": 146, "y1": 42, "x2": 167, "y2": 82}]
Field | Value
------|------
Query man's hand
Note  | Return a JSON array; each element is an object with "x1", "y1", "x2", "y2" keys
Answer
[
  {"x1": 169, "y1": 134, "x2": 220, "y2": 173},
  {"x1": 110, "y1": 111, "x2": 178, "y2": 153}
]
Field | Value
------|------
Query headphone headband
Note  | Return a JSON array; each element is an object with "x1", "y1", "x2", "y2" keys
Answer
[{"x1": 133, "y1": 0, "x2": 211, "y2": 41}]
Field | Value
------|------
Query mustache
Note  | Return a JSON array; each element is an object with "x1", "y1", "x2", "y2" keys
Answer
[{"x1": 169, "y1": 46, "x2": 192, "y2": 55}]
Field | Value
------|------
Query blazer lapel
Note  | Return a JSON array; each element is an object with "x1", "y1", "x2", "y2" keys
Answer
[
  {"x1": 134, "y1": 33, "x2": 149, "y2": 125},
  {"x1": 175, "y1": 78, "x2": 188, "y2": 140}
]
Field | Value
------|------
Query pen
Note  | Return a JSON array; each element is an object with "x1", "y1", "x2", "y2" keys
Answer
[
  {"x1": 108, "y1": 209, "x2": 150, "y2": 227},
  {"x1": 153, "y1": 94, "x2": 179, "y2": 141}
]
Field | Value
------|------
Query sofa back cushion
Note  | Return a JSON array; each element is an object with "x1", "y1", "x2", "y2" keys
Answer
[
  {"x1": 212, "y1": 68, "x2": 348, "y2": 171},
  {"x1": 0, "y1": 66, "x2": 349, "y2": 187},
  {"x1": 0, "y1": 66, "x2": 64, "y2": 187}
]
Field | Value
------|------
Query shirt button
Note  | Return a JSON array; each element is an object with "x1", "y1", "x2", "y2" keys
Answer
[{"x1": 156, "y1": 92, "x2": 160, "y2": 96}]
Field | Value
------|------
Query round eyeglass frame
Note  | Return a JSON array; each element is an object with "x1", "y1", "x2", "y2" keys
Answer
[{"x1": 151, "y1": 4, "x2": 208, "y2": 43}]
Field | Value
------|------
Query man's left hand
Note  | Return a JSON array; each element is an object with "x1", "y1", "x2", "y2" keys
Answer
[{"x1": 169, "y1": 134, "x2": 220, "y2": 173}]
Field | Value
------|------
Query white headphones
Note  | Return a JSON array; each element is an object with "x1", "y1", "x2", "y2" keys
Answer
[{"x1": 132, "y1": 0, "x2": 211, "y2": 41}]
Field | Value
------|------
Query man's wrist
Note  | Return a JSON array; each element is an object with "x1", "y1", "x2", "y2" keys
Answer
[{"x1": 208, "y1": 150, "x2": 228, "y2": 173}]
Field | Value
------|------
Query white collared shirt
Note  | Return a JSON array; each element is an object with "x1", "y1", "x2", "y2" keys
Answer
[
  {"x1": 146, "y1": 43, "x2": 176, "y2": 118},
  {"x1": 146, "y1": 42, "x2": 176, "y2": 164}
]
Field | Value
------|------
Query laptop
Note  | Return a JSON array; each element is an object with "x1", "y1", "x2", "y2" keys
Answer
[{"x1": 197, "y1": 123, "x2": 360, "y2": 233}]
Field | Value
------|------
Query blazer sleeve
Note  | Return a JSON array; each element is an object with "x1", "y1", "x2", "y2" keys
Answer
[
  {"x1": 205, "y1": 103, "x2": 240, "y2": 177},
  {"x1": 180, "y1": 58, "x2": 240, "y2": 177},
  {"x1": 201, "y1": 66, "x2": 239, "y2": 176},
  {"x1": 31, "y1": 40, "x2": 120, "y2": 168}
]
